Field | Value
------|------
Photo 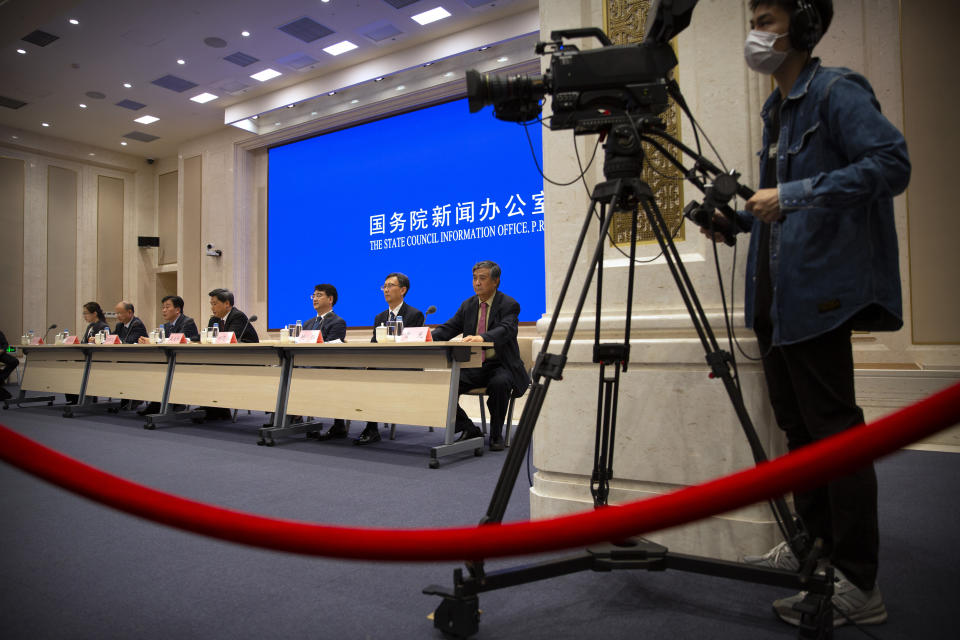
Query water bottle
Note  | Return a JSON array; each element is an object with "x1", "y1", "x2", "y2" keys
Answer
[
  {"x1": 395, "y1": 315, "x2": 404, "y2": 339},
  {"x1": 28, "y1": 329, "x2": 34, "y2": 344},
  {"x1": 295, "y1": 319, "x2": 303, "y2": 339},
  {"x1": 212, "y1": 323, "x2": 220, "y2": 340},
  {"x1": 158, "y1": 326, "x2": 165, "y2": 343}
]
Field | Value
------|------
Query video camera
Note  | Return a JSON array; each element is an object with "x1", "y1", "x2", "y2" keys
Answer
[{"x1": 466, "y1": 0, "x2": 698, "y2": 134}]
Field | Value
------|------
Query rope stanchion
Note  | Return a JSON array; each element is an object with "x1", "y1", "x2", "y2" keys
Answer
[{"x1": 1, "y1": 382, "x2": 958, "y2": 562}]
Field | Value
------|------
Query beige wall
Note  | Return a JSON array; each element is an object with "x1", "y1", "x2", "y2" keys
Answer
[
  {"x1": 46, "y1": 165, "x2": 78, "y2": 334},
  {"x1": 0, "y1": 157, "x2": 25, "y2": 340}
]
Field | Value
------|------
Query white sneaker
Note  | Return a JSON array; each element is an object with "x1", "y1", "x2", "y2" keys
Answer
[
  {"x1": 742, "y1": 541, "x2": 800, "y2": 571},
  {"x1": 773, "y1": 568, "x2": 888, "y2": 627}
]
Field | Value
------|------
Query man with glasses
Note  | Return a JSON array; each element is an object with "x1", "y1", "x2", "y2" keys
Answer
[
  {"x1": 302, "y1": 284, "x2": 346, "y2": 342},
  {"x1": 302, "y1": 284, "x2": 349, "y2": 441},
  {"x1": 354, "y1": 273, "x2": 425, "y2": 446}
]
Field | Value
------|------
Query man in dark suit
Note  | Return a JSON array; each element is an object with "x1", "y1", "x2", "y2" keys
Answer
[
  {"x1": 137, "y1": 295, "x2": 199, "y2": 415},
  {"x1": 300, "y1": 284, "x2": 350, "y2": 440},
  {"x1": 302, "y1": 283, "x2": 346, "y2": 342},
  {"x1": 199, "y1": 289, "x2": 258, "y2": 421},
  {"x1": 114, "y1": 301, "x2": 148, "y2": 344},
  {"x1": 354, "y1": 273, "x2": 425, "y2": 445},
  {"x1": 207, "y1": 288, "x2": 258, "y2": 343},
  {"x1": 137, "y1": 295, "x2": 200, "y2": 344},
  {"x1": 430, "y1": 260, "x2": 529, "y2": 451},
  {"x1": 112, "y1": 301, "x2": 149, "y2": 410}
]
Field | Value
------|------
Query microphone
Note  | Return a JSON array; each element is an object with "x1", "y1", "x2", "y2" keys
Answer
[
  {"x1": 44, "y1": 323, "x2": 58, "y2": 342},
  {"x1": 425, "y1": 305, "x2": 437, "y2": 316},
  {"x1": 239, "y1": 314, "x2": 257, "y2": 343}
]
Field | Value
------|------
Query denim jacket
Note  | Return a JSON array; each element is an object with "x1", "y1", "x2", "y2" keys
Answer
[{"x1": 740, "y1": 58, "x2": 910, "y2": 345}]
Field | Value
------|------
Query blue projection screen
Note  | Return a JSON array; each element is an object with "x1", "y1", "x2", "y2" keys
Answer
[{"x1": 267, "y1": 97, "x2": 545, "y2": 330}]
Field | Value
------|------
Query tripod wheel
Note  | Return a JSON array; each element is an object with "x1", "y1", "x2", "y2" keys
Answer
[{"x1": 433, "y1": 595, "x2": 480, "y2": 639}]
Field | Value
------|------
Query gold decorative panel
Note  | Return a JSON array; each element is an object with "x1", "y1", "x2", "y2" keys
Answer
[{"x1": 605, "y1": 0, "x2": 685, "y2": 245}]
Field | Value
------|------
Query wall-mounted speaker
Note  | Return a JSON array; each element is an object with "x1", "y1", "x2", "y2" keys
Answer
[{"x1": 138, "y1": 236, "x2": 160, "y2": 247}]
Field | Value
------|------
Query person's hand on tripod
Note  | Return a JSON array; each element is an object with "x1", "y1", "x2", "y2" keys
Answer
[
  {"x1": 697, "y1": 211, "x2": 734, "y2": 244},
  {"x1": 745, "y1": 188, "x2": 783, "y2": 223}
]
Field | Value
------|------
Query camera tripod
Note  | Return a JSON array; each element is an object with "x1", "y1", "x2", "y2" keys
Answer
[{"x1": 425, "y1": 119, "x2": 836, "y2": 639}]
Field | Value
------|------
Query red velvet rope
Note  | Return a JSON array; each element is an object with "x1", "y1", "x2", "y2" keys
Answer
[{"x1": 1, "y1": 382, "x2": 958, "y2": 562}]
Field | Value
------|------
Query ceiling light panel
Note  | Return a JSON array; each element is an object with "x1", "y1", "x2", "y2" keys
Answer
[
  {"x1": 250, "y1": 68, "x2": 281, "y2": 82},
  {"x1": 134, "y1": 115, "x2": 159, "y2": 124},
  {"x1": 323, "y1": 40, "x2": 357, "y2": 56},
  {"x1": 190, "y1": 92, "x2": 218, "y2": 104},
  {"x1": 412, "y1": 7, "x2": 452, "y2": 26}
]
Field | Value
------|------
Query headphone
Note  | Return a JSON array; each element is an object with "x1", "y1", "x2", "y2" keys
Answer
[{"x1": 789, "y1": 0, "x2": 824, "y2": 51}]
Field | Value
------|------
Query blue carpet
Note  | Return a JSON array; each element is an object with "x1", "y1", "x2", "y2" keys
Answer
[{"x1": 0, "y1": 390, "x2": 957, "y2": 639}]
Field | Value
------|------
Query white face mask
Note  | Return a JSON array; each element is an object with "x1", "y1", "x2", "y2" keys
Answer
[{"x1": 744, "y1": 30, "x2": 789, "y2": 74}]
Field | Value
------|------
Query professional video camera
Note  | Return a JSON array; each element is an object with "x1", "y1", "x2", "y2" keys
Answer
[{"x1": 466, "y1": 0, "x2": 698, "y2": 134}]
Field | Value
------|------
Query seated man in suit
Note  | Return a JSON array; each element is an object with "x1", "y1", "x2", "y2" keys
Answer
[
  {"x1": 207, "y1": 288, "x2": 258, "y2": 343},
  {"x1": 354, "y1": 272, "x2": 425, "y2": 446},
  {"x1": 114, "y1": 301, "x2": 148, "y2": 344},
  {"x1": 113, "y1": 301, "x2": 149, "y2": 410},
  {"x1": 302, "y1": 284, "x2": 346, "y2": 342},
  {"x1": 301, "y1": 284, "x2": 350, "y2": 440},
  {"x1": 0, "y1": 329, "x2": 17, "y2": 401},
  {"x1": 199, "y1": 289, "x2": 259, "y2": 421},
  {"x1": 430, "y1": 260, "x2": 530, "y2": 451},
  {"x1": 137, "y1": 295, "x2": 199, "y2": 415},
  {"x1": 138, "y1": 295, "x2": 200, "y2": 344}
]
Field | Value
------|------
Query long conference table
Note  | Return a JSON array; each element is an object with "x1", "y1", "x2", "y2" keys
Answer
[{"x1": 14, "y1": 342, "x2": 488, "y2": 468}]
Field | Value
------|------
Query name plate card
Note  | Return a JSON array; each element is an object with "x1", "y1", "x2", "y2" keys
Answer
[
  {"x1": 395, "y1": 327, "x2": 432, "y2": 343},
  {"x1": 164, "y1": 333, "x2": 187, "y2": 344},
  {"x1": 296, "y1": 330, "x2": 323, "y2": 344},
  {"x1": 62, "y1": 336, "x2": 79, "y2": 344},
  {"x1": 213, "y1": 331, "x2": 237, "y2": 344},
  {"x1": 29, "y1": 336, "x2": 44, "y2": 345},
  {"x1": 102, "y1": 334, "x2": 121, "y2": 344}
]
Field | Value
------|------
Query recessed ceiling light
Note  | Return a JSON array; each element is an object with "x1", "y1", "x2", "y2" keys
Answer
[
  {"x1": 286, "y1": 104, "x2": 295, "y2": 108},
  {"x1": 241, "y1": 30, "x2": 250, "y2": 37},
  {"x1": 497, "y1": 56, "x2": 509, "y2": 62},
  {"x1": 412, "y1": 7, "x2": 452, "y2": 26},
  {"x1": 16, "y1": 48, "x2": 26, "y2": 54},
  {"x1": 374, "y1": 77, "x2": 384, "y2": 82},
  {"x1": 134, "y1": 115, "x2": 159, "y2": 124},
  {"x1": 250, "y1": 68, "x2": 281, "y2": 82},
  {"x1": 251, "y1": 115, "x2": 258, "y2": 120},
  {"x1": 11, "y1": 135, "x2": 18, "y2": 139},
  {"x1": 176, "y1": 58, "x2": 186, "y2": 65},
  {"x1": 478, "y1": 46, "x2": 490, "y2": 52},
  {"x1": 190, "y1": 92, "x2": 218, "y2": 104},
  {"x1": 88, "y1": 152, "x2": 95, "y2": 156},
  {"x1": 311, "y1": 111, "x2": 317, "y2": 115},
  {"x1": 444, "y1": 71, "x2": 454, "y2": 77},
  {"x1": 69, "y1": 18, "x2": 79, "y2": 25},
  {"x1": 123, "y1": 82, "x2": 132, "y2": 88},
  {"x1": 396, "y1": 85, "x2": 405, "y2": 91},
  {"x1": 350, "y1": 99, "x2": 358, "y2": 104},
  {"x1": 274, "y1": 122, "x2": 280, "y2": 126},
  {"x1": 323, "y1": 40, "x2": 357, "y2": 56},
  {"x1": 327, "y1": 91, "x2": 336, "y2": 96},
  {"x1": 41, "y1": 122, "x2": 50, "y2": 127},
  {"x1": 79, "y1": 103, "x2": 87, "y2": 108},
  {"x1": 120, "y1": 141, "x2": 127, "y2": 146},
  {"x1": 423, "y1": 62, "x2": 434, "y2": 67}
]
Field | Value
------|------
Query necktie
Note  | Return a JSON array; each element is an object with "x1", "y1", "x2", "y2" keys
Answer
[
  {"x1": 479, "y1": 301, "x2": 488, "y2": 362},
  {"x1": 389, "y1": 311, "x2": 396, "y2": 322}
]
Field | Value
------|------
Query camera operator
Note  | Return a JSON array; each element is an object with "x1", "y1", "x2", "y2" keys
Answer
[{"x1": 697, "y1": 1, "x2": 910, "y2": 628}]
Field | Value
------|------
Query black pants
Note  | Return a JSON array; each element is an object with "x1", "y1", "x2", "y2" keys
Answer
[
  {"x1": 0, "y1": 352, "x2": 17, "y2": 384},
  {"x1": 457, "y1": 361, "x2": 512, "y2": 440},
  {"x1": 757, "y1": 322, "x2": 878, "y2": 591}
]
